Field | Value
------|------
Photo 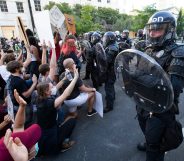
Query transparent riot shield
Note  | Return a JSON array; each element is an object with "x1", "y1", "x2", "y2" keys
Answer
[
  {"x1": 95, "y1": 42, "x2": 107, "y2": 73},
  {"x1": 115, "y1": 49, "x2": 174, "y2": 113}
]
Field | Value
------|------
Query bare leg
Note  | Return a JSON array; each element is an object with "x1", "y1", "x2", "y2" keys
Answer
[{"x1": 87, "y1": 92, "x2": 95, "y2": 112}]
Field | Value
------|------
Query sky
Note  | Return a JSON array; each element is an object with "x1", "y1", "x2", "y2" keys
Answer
[{"x1": 117, "y1": 0, "x2": 184, "y2": 14}]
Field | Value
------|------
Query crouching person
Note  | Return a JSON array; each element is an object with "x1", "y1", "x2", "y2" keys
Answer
[
  {"x1": 36, "y1": 66, "x2": 79, "y2": 155},
  {"x1": 62, "y1": 58, "x2": 97, "y2": 117}
]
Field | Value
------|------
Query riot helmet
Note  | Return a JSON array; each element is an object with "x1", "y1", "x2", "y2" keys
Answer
[
  {"x1": 115, "y1": 31, "x2": 120, "y2": 36},
  {"x1": 137, "y1": 29, "x2": 144, "y2": 39},
  {"x1": 145, "y1": 11, "x2": 176, "y2": 48},
  {"x1": 91, "y1": 32, "x2": 101, "y2": 45},
  {"x1": 122, "y1": 29, "x2": 129, "y2": 39},
  {"x1": 102, "y1": 31, "x2": 116, "y2": 48}
]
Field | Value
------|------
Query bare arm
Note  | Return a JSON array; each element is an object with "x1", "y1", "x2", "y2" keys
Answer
[
  {"x1": 54, "y1": 68, "x2": 79, "y2": 108},
  {"x1": 22, "y1": 75, "x2": 37, "y2": 98},
  {"x1": 0, "y1": 49, "x2": 5, "y2": 65},
  {"x1": 48, "y1": 42, "x2": 57, "y2": 81},
  {"x1": 23, "y1": 45, "x2": 31, "y2": 68},
  {"x1": 79, "y1": 85, "x2": 96, "y2": 93},
  {"x1": 41, "y1": 40, "x2": 47, "y2": 65},
  {"x1": 13, "y1": 89, "x2": 27, "y2": 132}
]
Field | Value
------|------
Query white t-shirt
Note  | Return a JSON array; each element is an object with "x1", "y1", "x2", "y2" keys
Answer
[{"x1": 0, "y1": 65, "x2": 11, "y2": 82}]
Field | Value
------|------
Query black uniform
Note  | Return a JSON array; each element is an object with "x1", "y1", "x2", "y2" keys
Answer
[
  {"x1": 103, "y1": 32, "x2": 119, "y2": 112},
  {"x1": 136, "y1": 11, "x2": 184, "y2": 161}
]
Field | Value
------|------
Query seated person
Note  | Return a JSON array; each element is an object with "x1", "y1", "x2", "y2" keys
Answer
[
  {"x1": 62, "y1": 58, "x2": 97, "y2": 117},
  {"x1": 0, "y1": 89, "x2": 41, "y2": 161},
  {"x1": 36, "y1": 66, "x2": 79, "y2": 155}
]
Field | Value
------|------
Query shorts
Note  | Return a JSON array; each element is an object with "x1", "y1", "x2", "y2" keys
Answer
[{"x1": 64, "y1": 92, "x2": 88, "y2": 113}]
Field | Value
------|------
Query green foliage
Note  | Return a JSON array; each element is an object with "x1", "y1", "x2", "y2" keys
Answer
[
  {"x1": 43, "y1": 2, "x2": 159, "y2": 34},
  {"x1": 177, "y1": 8, "x2": 184, "y2": 36},
  {"x1": 131, "y1": 4, "x2": 157, "y2": 31},
  {"x1": 96, "y1": 7, "x2": 120, "y2": 24}
]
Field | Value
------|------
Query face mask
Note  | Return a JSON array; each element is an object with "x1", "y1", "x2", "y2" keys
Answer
[{"x1": 51, "y1": 86, "x2": 57, "y2": 95}]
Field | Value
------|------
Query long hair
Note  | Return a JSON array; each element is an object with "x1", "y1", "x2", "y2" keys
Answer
[{"x1": 37, "y1": 82, "x2": 50, "y2": 101}]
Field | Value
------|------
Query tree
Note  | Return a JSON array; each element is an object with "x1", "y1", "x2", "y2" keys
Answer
[
  {"x1": 112, "y1": 14, "x2": 133, "y2": 31},
  {"x1": 43, "y1": 1, "x2": 55, "y2": 10},
  {"x1": 131, "y1": 4, "x2": 157, "y2": 32},
  {"x1": 177, "y1": 8, "x2": 184, "y2": 37},
  {"x1": 76, "y1": 5, "x2": 102, "y2": 34},
  {"x1": 96, "y1": 7, "x2": 120, "y2": 26}
]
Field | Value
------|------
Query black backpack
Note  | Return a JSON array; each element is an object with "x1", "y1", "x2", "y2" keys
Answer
[{"x1": 160, "y1": 120, "x2": 183, "y2": 152}]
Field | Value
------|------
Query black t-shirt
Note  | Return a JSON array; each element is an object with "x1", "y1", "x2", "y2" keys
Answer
[
  {"x1": 7, "y1": 75, "x2": 31, "y2": 106},
  {"x1": 37, "y1": 97, "x2": 57, "y2": 129},
  {"x1": 62, "y1": 76, "x2": 83, "y2": 100}
]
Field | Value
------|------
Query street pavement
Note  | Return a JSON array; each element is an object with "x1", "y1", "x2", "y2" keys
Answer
[{"x1": 35, "y1": 73, "x2": 184, "y2": 161}]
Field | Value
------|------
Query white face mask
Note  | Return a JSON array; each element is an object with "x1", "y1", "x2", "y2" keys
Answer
[{"x1": 51, "y1": 86, "x2": 57, "y2": 95}]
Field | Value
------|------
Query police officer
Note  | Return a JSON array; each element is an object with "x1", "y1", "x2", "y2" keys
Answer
[
  {"x1": 121, "y1": 29, "x2": 132, "y2": 47},
  {"x1": 103, "y1": 32, "x2": 119, "y2": 113},
  {"x1": 90, "y1": 32, "x2": 102, "y2": 90},
  {"x1": 83, "y1": 31, "x2": 94, "y2": 80},
  {"x1": 136, "y1": 11, "x2": 184, "y2": 161}
]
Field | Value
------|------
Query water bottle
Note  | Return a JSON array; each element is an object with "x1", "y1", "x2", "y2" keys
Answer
[{"x1": 65, "y1": 69, "x2": 73, "y2": 81}]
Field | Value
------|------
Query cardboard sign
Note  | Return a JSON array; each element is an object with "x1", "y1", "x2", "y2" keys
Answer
[
  {"x1": 49, "y1": 5, "x2": 65, "y2": 28},
  {"x1": 16, "y1": 17, "x2": 29, "y2": 45},
  {"x1": 34, "y1": 10, "x2": 55, "y2": 48},
  {"x1": 64, "y1": 14, "x2": 76, "y2": 34}
]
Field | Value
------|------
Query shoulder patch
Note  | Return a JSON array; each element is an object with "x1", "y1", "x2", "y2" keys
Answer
[{"x1": 171, "y1": 45, "x2": 184, "y2": 58}]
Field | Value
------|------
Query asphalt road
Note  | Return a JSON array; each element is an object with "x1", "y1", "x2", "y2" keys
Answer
[{"x1": 35, "y1": 76, "x2": 184, "y2": 161}]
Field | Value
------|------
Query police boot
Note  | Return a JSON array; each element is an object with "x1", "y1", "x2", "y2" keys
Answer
[
  {"x1": 103, "y1": 107, "x2": 113, "y2": 113},
  {"x1": 137, "y1": 142, "x2": 146, "y2": 151}
]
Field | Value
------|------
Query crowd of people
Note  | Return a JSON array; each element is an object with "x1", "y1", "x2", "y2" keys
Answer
[{"x1": 0, "y1": 10, "x2": 184, "y2": 161}]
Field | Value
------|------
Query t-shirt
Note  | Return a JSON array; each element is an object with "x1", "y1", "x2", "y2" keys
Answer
[
  {"x1": 36, "y1": 97, "x2": 57, "y2": 129},
  {"x1": 0, "y1": 65, "x2": 10, "y2": 82},
  {"x1": 7, "y1": 75, "x2": 31, "y2": 106},
  {"x1": 62, "y1": 76, "x2": 83, "y2": 100}
]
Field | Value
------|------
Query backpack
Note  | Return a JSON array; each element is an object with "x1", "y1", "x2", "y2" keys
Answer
[{"x1": 160, "y1": 120, "x2": 183, "y2": 152}]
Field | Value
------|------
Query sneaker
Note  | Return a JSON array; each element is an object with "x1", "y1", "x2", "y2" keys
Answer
[
  {"x1": 87, "y1": 109, "x2": 97, "y2": 117},
  {"x1": 60, "y1": 140, "x2": 75, "y2": 153}
]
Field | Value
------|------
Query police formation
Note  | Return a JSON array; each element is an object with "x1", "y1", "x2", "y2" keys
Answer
[{"x1": 81, "y1": 10, "x2": 184, "y2": 161}]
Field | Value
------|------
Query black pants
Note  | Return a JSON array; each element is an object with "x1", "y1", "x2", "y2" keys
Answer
[
  {"x1": 105, "y1": 71, "x2": 116, "y2": 109},
  {"x1": 137, "y1": 109, "x2": 175, "y2": 161},
  {"x1": 38, "y1": 118, "x2": 76, "y2": 155}
]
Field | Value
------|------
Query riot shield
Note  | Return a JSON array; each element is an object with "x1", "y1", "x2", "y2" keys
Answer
[
  {"x1": 115, "y1": 49, "x2": 174, "y2": 113},
  {"x1": 118, "y1": 41, "x2": 130, "y2": 52},
  {"x1": 95, "y1": 42, "x2": 107, "y2": 73},
  {"x1": 95, "y1": 42, "x2": 107, "y2": 83}
]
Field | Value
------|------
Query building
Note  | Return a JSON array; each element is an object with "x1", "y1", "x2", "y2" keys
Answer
[{"x1": 0, "y1": 0, "x2": 46, "y2": 39}]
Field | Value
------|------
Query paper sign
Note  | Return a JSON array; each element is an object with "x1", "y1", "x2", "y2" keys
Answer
[
  {"x1": 93, "y1": 91, "x2": 103, "y2": 118},
  {"x1": 7, "y1": 94, "x2": 15, "y2": 122},
  {"x1": 50, "y1": 5, "x2": 65, "y2": 28},
  {"x1": 34, "y1": 10, "x2": 55, "y2": 48},
  {"x1": 58, "y1": 23, "x2": 68, "y2": 40}
]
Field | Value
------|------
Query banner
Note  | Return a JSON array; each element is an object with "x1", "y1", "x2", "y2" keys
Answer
[{"x1": 64, "y1": 14, "x2": 76, "y2": 34}]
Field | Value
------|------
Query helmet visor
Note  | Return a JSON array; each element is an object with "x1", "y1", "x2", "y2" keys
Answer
[{"x1": 146, "y1": 23, "x2": 168, "y2": 46}]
